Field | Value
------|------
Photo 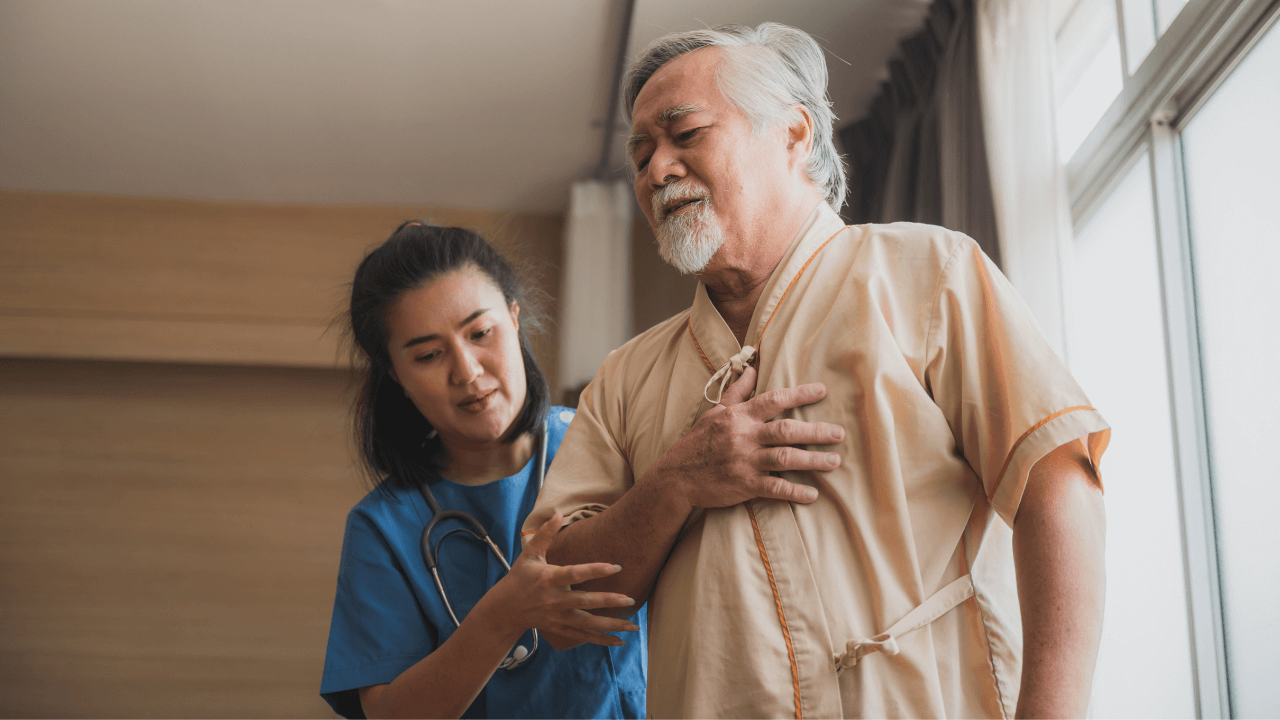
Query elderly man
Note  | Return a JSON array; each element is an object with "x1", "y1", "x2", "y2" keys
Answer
[{"x1": 525, "y1": 23, "x2": 1109, "y2": 719}]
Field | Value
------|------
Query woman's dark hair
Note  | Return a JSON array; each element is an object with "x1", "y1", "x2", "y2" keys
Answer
[{"x1": 348, "y1": 222, "x2": 550, "y2": 490}]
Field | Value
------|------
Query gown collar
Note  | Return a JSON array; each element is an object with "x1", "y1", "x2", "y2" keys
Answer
[{"x1": 688, "y1": 201, "x2": 847, "y2": 382}]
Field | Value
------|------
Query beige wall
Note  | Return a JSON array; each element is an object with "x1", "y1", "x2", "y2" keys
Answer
[
  {"x1": 630, "y1": 219, "x2": 699, "y2": 336},
  {"x1": 0, "y1": 191, "x2": 697, "y2": 718},
  {"x1": 0, "y1": 191, "x2": 565, "y2": 392},
  {"x1": 0, "y1": 358, "x2": 362, "y2": 717}
]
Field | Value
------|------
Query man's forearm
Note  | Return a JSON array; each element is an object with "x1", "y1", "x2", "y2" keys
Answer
[
  {"x1": 1012, "y1": 440, "x2": 1106, "y2": 718},
  {"x1": 545, "y1": 467, "x2": 692, "y2": 614}
]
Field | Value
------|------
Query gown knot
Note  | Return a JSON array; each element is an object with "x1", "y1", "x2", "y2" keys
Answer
[{"x1": 703, "y1": 345, "x2": 757, "y2": 405}]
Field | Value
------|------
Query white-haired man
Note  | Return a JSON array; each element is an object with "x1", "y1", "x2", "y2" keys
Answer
[{"x1": 525, "y1": 23, "x2": 1109, "y2": 719}]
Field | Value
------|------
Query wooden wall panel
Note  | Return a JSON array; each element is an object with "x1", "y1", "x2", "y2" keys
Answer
[
  {"x1": 0, "y1": 191, "x2": 564, "y2": 392},
  {"x1": 0, "y1": 358, "x2": 367, "y2": 718},
  {"x1": 629, "y1": 219, "x2": 699, "y2": 335}
]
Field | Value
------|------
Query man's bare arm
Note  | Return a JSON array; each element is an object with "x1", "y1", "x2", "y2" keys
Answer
[
  {"x1": 1013, "y1": 438, "x2": 1106, "y2": 718},
  {"x1": 543, "y1": 366, "x2": 845, "y2": 643}
]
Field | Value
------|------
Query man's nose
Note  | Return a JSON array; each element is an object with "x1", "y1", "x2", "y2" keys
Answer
[{"x1": 647, "y1": 147, "x2": 685, "y2": 189}]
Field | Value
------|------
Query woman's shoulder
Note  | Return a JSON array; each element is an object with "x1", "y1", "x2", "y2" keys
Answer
[{"x1": 346, "y1": 478, "x2": 424, "y2": 533}]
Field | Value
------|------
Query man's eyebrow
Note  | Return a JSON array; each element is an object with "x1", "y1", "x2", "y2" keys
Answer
[
  {"x1": 626, "y1": 132, "x2": 648, "y2": 160},
  {"x1": 658, "y1": 103, "x2": 703, "y2": 125},
  {"x1": 627, "y1": 104, "x2": 705, "y2": 160},
  {"x1": 402, "y1": 308, "x2": 489, "y2": 349}
]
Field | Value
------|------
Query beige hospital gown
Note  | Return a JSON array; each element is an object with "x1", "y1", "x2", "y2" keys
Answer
[{"x1": 525, "y1": 202, "x2": 1110, "y2": 718}]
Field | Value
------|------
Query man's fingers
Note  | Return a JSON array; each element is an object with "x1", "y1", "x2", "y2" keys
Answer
[
  {"x1": 758, "y1": 418, "x2": 845, "y2": 446},
  {"x1": 746, "y1": 382, "x2": 828, "y2": 420},
  {"x1": 755, "y1": 445, "x2": 841, "y2": 473},
  {"x1": 719, "y1": 365, "x2": 759, "y2": 406},
  {"x1": 552, "y1": 562, "x2": 625, "y2": 587},
  {"x1": 754, "y1": 474, "x2": 821, "y2": 504},
  {"x1": 522, "y1": 512, "x2": 563, "y2": 559}
]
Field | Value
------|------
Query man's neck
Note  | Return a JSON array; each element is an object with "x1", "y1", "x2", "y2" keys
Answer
[{"x1": 699, "y1": 197, "x2": 823, "y2": 345}]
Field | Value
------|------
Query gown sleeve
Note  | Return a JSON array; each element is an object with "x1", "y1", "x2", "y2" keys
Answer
[
  {"x1": 320, "y1": 503, "x2": 437, "y2": 719},
  {"x1": 522, "y1": 364, "x2": 635, "y2": 537},
  {"x1": 923, "y1": 233, "x2": 1111, "y2": 527}
]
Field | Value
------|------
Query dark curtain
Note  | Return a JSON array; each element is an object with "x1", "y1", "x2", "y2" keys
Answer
[{"x1": 838, "y1": 0, "x2": 1002, "y2": 268}]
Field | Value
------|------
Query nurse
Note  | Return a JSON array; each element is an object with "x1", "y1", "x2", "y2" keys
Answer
[{"x1": 321, "y1": 222, "x2": 647, "y2": 719}]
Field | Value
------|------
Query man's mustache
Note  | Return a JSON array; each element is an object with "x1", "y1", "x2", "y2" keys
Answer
[{"x1": 653, "y1": 180, "x2": 712, "y2": 222}]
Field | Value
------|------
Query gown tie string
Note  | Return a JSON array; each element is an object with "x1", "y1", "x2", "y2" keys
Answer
[{"x1": 703, "y1": 345, "x2": 757, "y2": 405}]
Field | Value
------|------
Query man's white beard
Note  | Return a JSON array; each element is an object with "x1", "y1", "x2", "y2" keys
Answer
[{"x1": 653, "y1": 181, "x2": 725, "y2": 275}]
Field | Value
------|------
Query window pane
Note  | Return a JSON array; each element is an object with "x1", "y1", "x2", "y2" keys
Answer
[
  {"x1": 1068, "y1": 154, "x2": 1196, "y2": 719},
  {"x1": 1156, "y1": 0, "x2": 1190, "y2": 35},
  {"x1": 1055, "y1": 0, "x2": 1124, "y2": 161},
  {"x1": 1181, "y1": 20, "x2": 1280, "y2": 718},
  {"x1": 1120, "y1": 0, "x2": 1157, "y2": 74}
]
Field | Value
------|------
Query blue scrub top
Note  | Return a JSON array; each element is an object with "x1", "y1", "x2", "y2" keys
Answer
[{"x1": 320, "y1": 407, "x2": 646, "y2": 719}]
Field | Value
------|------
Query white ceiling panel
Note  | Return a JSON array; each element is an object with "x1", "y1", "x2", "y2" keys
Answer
[{"x1": 0, "y1": 0, "x2": 928, "y2": 212}]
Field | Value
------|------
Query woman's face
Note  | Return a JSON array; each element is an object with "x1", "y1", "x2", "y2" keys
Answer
[{"x1": 385, "y1": 267, "x2": 527, "y2": 448}]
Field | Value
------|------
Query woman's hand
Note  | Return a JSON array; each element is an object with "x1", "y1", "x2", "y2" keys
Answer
[{"x1": 477, "y1": 512, "x2": 640, "y2": 650}]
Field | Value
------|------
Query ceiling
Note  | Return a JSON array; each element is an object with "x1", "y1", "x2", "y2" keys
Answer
[{"x1": 0, "y1": 0, "x2": 930, "y2": 213}]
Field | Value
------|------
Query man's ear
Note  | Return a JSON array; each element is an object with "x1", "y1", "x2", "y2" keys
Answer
[{"x1": 785, "y1": 104, "x2": 815, "y2": 160}]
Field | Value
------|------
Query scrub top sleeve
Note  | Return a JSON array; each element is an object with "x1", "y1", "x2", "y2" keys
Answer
[
  {"x1": 321, "y1": 505, "x2": 435, "y2": 718},
  {"x1": 923, "y1": 233, "x2": 1110, "y2": 527},
  {"x1": 523, "y1": 370, "x2": 634, "y2": 540}
]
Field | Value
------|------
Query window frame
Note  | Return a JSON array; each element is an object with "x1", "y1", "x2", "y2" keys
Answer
[{"x1": 1059, "y1": 0, "x2": 1280, "y2": 715}]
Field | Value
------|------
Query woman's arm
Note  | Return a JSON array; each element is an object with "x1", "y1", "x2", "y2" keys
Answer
[{"x1": 358, "y1": 513, "x2": 639, "y2": 719}]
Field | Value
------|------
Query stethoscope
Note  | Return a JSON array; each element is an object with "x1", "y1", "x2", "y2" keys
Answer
[{"x1": 417, "y1": 426, "x2": 547, "y2": 670}]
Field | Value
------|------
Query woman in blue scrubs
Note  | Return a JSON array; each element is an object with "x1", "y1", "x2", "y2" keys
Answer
[{"x1": 321, "y1": 223, "x2": 646, "y2": 719}]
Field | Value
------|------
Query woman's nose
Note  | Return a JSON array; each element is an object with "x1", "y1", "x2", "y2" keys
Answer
[{"x1": 450, "y1": 348, "x2": 483, "y2": 385}]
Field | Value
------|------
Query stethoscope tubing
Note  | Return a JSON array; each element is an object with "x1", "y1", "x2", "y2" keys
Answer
[{"x1": 418, "y1": 426, "x2": 548, "y2": 670}]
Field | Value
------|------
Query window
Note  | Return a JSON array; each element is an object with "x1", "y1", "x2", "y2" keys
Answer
[
  {"x1": 1052, "y1": 0, "x2": 1280, "y2": 715},
  {"x1": 1069, "y1": 155, "x2": 1196, "y2": 718},
  {"x1": 1180, "y1": 22, "x2": 1280, "y2": 715}
]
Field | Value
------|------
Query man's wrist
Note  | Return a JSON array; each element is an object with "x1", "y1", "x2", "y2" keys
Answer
[{"x1": 637, "y1": 459, "x2": 694, "y2": 518}]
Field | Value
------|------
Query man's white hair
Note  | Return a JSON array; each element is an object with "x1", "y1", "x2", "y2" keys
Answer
[{"x1": 624, "y1": 22, "x2": 847, "y2": 210}]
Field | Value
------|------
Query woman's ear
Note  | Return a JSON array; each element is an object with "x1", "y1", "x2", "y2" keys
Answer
[
  {"x1": 510, "y1": 301, "x2": 520, "y2": 329},
  {"x1": 388, "y1": 365, "x2": 400, "y2": 385}
]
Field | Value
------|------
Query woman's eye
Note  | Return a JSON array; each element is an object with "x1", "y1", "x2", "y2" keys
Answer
[
  {"x1": 416, "y1": 351, "x2": 439, "y2": 363},
  {"x1": 472, "y1": 327, "x2": 493, "y2": 341}
]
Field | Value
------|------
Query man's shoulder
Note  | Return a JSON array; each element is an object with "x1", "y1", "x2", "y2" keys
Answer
[
  {"x1": 603, "y1": 307, "x2": 693, "y2": 369},
  {"x1": 847, "y1": 221, "x2": 971, "y2": 262}
]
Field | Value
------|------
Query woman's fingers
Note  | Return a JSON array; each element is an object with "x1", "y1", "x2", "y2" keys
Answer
[
  {"x1": 521, "y1": 511, "x2": 564, "y2": 560},
  {"x1": 550, "y1": 625, "x2": 628, "y2": 647},
  {"x1": 561, "y1": 608, "x2": 641, "y2": 634},
  {"x1": 551, "y1": 561, "x2": 624, "y2": 587}
]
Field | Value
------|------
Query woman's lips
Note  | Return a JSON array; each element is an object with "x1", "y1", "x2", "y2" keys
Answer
[{"x1": 458, "y1": 389, "x2": 497, "y2": 412}]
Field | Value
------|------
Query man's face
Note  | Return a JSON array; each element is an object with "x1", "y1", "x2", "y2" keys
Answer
[{"x1": 629, "y1": 47, "x2": 796, "y2": 275}]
